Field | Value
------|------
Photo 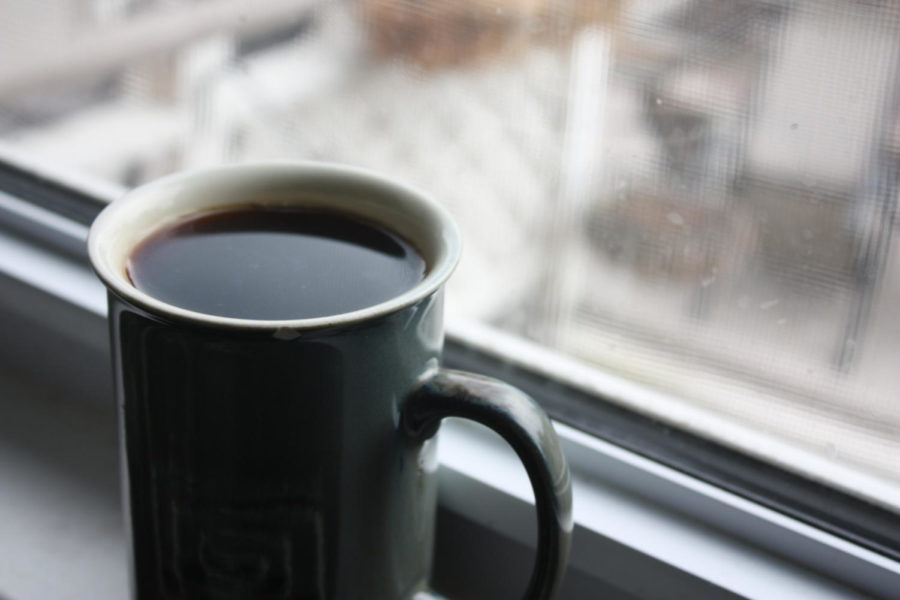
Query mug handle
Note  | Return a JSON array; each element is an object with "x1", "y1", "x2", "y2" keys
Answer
[{"x1": 403, "y1": 369, "x2": 573, "y2": 599}]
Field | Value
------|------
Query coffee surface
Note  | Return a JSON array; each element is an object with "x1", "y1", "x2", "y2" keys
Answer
[{"x1": 127, "y1": 206, "x2": 426, "y2": 320}]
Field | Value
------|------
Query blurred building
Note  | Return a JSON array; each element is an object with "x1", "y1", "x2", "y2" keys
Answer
[{"x1": 2, "y1": 0, "x2": 899, "y2": 483}]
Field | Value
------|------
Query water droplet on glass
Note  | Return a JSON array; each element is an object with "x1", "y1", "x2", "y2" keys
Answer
[
  {"x1": 760, "y1": 299, "x2": 780, "y2": 310},
  {"x1": 667, "y1": 212, "x2": 684, "y2": 226}
]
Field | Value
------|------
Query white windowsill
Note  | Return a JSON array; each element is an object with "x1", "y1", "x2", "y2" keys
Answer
[{"x1": 0, "y1": 358, "x2": 889, "y2": 600}]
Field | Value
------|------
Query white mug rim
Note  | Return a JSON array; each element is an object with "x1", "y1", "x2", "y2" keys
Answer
[{"x1": 87, "y1": 161, "x2": 462, "y2": 332}]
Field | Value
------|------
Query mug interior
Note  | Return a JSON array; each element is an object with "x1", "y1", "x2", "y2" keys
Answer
[{"x1": 88, "y1": 162, "x2": 461, "y2": 331}]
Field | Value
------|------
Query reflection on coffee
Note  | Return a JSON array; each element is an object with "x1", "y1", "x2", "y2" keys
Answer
[{"x1": 127, "y1": 206, "x2": 426, "y2": 320}]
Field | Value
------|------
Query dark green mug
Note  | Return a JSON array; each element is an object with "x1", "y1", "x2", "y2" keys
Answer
[{"x1": 88, "y1": 163, "x2": 572, "y2": 599}]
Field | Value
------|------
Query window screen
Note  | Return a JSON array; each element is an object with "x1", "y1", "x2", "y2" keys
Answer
[{"x1": 1, "y1": 0, "x2": 898, "y2": 510}]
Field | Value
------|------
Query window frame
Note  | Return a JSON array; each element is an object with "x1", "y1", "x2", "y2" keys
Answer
[{"x1": 0, "y1": 148, "x2": 898, "y2": 599}]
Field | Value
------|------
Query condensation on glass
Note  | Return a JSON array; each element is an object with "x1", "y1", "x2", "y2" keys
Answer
[{"x1": 1, "y1": 0, "x2": 898, "y2": 509}]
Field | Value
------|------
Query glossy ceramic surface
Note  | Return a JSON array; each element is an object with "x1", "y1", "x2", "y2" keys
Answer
[{"x1": 110, "y1": 290, "x2": 444, "y2": 599}]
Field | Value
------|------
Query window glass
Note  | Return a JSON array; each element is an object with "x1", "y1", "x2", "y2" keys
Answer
[{"x1": 2, "y1": 0, "x2": 898, "y2": 509}]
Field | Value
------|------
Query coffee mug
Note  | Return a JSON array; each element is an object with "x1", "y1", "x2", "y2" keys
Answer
[{"x1": 88, "y1": 162, "x2": 572, "y2": 599}]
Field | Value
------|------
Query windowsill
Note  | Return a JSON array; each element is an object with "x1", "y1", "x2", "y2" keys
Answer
[
  {"x1": 439, "y1": 419, "x2": 888, "y2": 599},
  {"x1": 0, "y1": 365, "x2": 126, "y2": 600},
  {"x1": 0, "y1": 357, "x2": 890, "y2": 600}
]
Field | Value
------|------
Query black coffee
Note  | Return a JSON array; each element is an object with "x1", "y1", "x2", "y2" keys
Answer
[{"x1": 127, "y1": 206, "x2": 426, "y2": 320}]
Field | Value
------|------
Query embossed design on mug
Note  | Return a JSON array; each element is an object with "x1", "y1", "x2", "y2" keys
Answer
[{"x1": 170, "y1": 503, "x2": 324, "y2": 599}]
